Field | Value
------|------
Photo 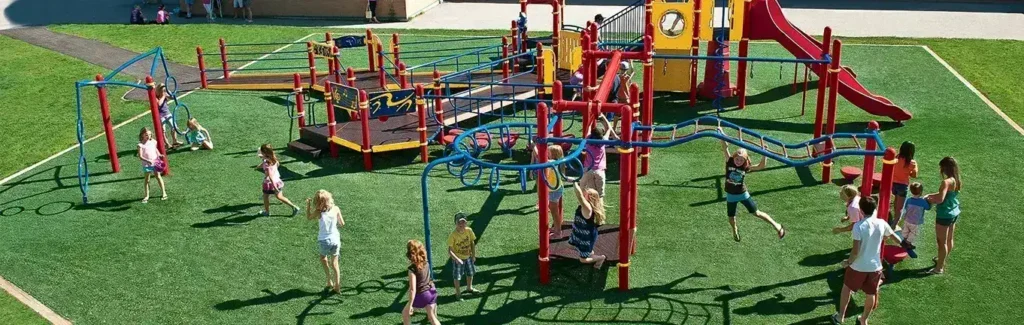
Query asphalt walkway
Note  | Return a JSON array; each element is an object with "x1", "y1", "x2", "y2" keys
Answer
[{"x1": 2, "y1": 0, "x2": 1022, "y2": 39}]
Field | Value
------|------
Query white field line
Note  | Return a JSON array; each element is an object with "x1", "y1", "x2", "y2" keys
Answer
[
  {"x1": 921, "y1": 45, "x2": 1024, "y2": 136},
  {"x1": 0, "y1": 277, "x2": 71, "y2": 325},
  {"x1": 227, "y1": 33, "x2": 317, "y2": 77}
]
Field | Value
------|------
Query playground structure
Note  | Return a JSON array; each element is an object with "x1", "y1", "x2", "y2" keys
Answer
[
  {"x1": 75, "y1": 47, "x2": 191, "y2": 204},
  {"x1": 413, "y1": 0, "x2": 914, "y2": 291},
  {"x1": 195, "y1": 31, "x2": 555, "y2": 171}
]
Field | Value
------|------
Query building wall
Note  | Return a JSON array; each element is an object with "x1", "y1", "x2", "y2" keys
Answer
[{"x1": 178, "y1": 0, "x2": 440, "y2": 21}]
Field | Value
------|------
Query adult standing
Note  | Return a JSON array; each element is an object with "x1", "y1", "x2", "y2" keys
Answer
[
  {"x1": 832, "y1": 197, "x2": 898, "y2": 325},
  {"x1": 233, "y1": 0, "x2": 253, "y2": 22},
  {"x1": 719, "y1": 134, "x2": 785, "y2": 242},
  {"x1": 367, "y1": 0, "x2": 381, "y2": 23},
  {"x1": 926, "y1": 157, "x2": 962, "y2": 275}
]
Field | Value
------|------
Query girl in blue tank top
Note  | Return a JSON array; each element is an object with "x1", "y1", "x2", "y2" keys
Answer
[{"x1": 926, "y1": 157, "x2": 961, "y2": 275}]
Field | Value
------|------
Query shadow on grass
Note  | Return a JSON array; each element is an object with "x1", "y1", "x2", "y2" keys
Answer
[
  {"x1": 191, "y1": 202, "x2": 286, "y2": 228},
  {"x1": 352, "y1": 250, "x2": 731, "y2": 324}
]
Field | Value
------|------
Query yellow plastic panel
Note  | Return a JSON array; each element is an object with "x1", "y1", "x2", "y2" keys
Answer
[
  {"x1": 652, "y1": 1, "x2": 694, "y2": 51},
  {"x1": 652, "y1": 48, "x2": 691, "y2": 92}
]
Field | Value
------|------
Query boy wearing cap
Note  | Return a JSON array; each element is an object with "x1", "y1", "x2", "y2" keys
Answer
[{"x1": 447, "y1": 213, "x2": 479, "y2": 300}]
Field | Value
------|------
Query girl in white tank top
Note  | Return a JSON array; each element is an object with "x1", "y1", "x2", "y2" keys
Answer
[{"x1": 306, "y1": 190, "x2": 345, "y2": 293}]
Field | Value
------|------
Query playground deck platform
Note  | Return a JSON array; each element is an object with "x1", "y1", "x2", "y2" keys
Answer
[
  {"x1": 205, "y1": 69, "x2": 533, "y2": 92},
  {"x1": 549, "y1": 223, "x2": 622, "y2": 263},
  {"x1": 298, "y1": 73, "x2": 540, "y2": 154}
]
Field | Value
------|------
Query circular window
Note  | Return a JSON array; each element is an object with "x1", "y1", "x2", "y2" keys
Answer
[{"x1": 659, "y1": 10, "x2": 686, "y2": 38}]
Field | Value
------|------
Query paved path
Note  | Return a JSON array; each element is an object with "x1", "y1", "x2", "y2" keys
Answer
[
  {"x1": 2, "y1": 0, "x2": 1023, "y2": 39},
  {"x1": 0, "y1": 27, "x2": 201, "y2": 98}
]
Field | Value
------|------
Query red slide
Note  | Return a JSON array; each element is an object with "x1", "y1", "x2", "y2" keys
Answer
[{"x1": 745, "y1": 0, "x2": 912, "y2": 122}]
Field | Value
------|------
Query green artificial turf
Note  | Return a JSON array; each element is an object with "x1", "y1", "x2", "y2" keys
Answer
[
  {"x1": 1, "y1": 39, "x2": 1021, "y2": 324},
  {"x1": 0, "y1": 35, "x2": 147, "y2": 180},
  {"x1": 0, "y1": 291, "x2": 47, "y2": 325}
]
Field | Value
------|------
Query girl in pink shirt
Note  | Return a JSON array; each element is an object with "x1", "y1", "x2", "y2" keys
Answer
[
  {"x1": 138, "y1": 128, "x2": 167, "y2": 203},
  {"x1": 155, "y1": 5, "x2": 170, "y2": 24},
  {"x1": 258, "y1": 144, "x2": 300, "y2": 216}
]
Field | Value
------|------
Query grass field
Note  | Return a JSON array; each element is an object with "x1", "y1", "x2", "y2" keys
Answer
[
  {"x1": 0, "y1": 291, "x2": 46, "y2": 325},
  {"x1": 0, "y1": 35, "x2": 146, "y2": 179},
  {"x1": 1, "y1": 31, "x2": 1022, "y2": 324}
]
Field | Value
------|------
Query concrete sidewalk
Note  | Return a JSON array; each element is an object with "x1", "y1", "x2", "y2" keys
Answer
[{"x1": 2, "y1": 0, "x2": 1023, "y2": 40}]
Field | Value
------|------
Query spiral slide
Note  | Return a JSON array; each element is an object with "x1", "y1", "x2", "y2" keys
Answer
[{"x1": 745, "y1": 0, "x2": 913, "y2": 122}]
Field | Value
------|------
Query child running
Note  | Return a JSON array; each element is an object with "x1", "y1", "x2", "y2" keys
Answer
[
  {"x1": 899, "y1": 183, "x2": 931, "y2": 250},
  {"x1": 185, "y1": 118, "x2": 213, "y2": 150},
  {"x1": 890, "y1": 141, "x2": 918, "y2": 228},
  {"x1": 832, "y1": 185, "x2": 865, "y2": 234},
  {"x1": 719, "y1": 134, "x2": 785, "y2": 241},
  {"x1": 306, "y1": 190, "x2": 344, "y2": 294},
  {"x1": 403, "y1": 240, "x2": 440, "y2": 325},
  {"x1": 447, "y1": 213, "x2": 479, "y2": 301},
  {"x1": 926, "y1": 157, "x2": 962, "y2": 275},
  {"x1": 155, "y1": 84, "x2": 182, "y2": 148},
  {"x1": 258, "y1": 144, "x2": 300, "y2": 216},
  {"x1": 137, "y1": 127, "x2": 167, "y2": 203},
  {"x1": 567, "y1": 182, "x2": 607, "y2": 268}
]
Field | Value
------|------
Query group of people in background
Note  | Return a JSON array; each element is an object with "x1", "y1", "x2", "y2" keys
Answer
[
  {"x1": 133, "y1": 0, "x2": 253, "y2": 24},
  {"x1": 829, "y1": 141, "x2": 963, "y2": 325}
]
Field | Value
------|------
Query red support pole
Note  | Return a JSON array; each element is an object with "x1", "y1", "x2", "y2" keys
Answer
[
  {"x1": 801, "y1": 64, "x2": 810, "y2": 115},
  {"x1": 433, "y1": 69, "x2": 445, "y2": 134},
  {"x1": 392, "y1": 33, "x2": 401, "y2": 77},
  {"x1": 95, "y1": 75, "x2": 120, "y2": 173},
  {"x1": 293, "y1": 74, "x2": 306, "y2": 128},
  {"x1": 580, "y1": 32, "x2": 591, "y2": 103},
  {"x1": 366, "y1": 29, "x2": 376, "y2": 72},
  {"x1": 812, "y1": 27, "x2": 833, "y2": 139},
  {"x1": 359, "y1": 90, "x2": 372, "y2": 171},
  {"x1": 689, "y1": 0, "x2": 702, "y2": 107},
  {"x1": 346, "y1": 68, "x2": 358, "y2": 120},
  {"x1": 325, "y1": 81, "x2": 339, "y2": 158},
  {"x1": 511, "y1": 21, "x2": 520, "y2": 72},
  {"x1": 145, "y1": 76, "x2": 170, "y2": 175},
  {"x1": 628, "y1": 83, "x2": 640, "y2": 257},
  {"x1": 416, "y1": 84, "x2": 429, "y2": 163},
  {"x1": 219, "y1": 38, "x2": 229, "y2": 79},
  {"x1": 617, "y1": 98, "x2": 635, "y2": 292},
  {"x1": 306, "y1": 42, "x2": 317, "y2": 89},
  {"x1": 196, "y1": 47, "x2": 208, "y2": 89},
  {"x1": 640, "y1": 34, "x2": 654, "y2": 176},
  {"x1": 333, "y1": 46, "x2": 342, "y2": 85},
  {"x1": 377, "y1": 42, "x2": 387, "y2": 89},
  {"x1": 519, "y1": 0, "x2": 527, "y2": 16},
  {"x1": 821, "y1": 39, "x2": 842, "y2": 184},
  {"x1": 398, "y1": 62, "x2": 408, "y2": 89},
  {"x1": 537, "y1": 102, "x2": 552, "y2": 285},
  {"x1": 860, "y1": 121, "x2": 880, "y2": 196},
  {"x1": 737, "y1": 39, "x2": 750, "y2": 109},
  {"x1": 502, "y1": 37, "x2": 510, "y2": 83},
  {"x1": 877, "y1": 147, "x2": 897, "y2": 223}
]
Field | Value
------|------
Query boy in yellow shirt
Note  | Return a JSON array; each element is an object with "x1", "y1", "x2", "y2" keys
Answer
[{"x1": 447, "y1": 213, "x2": 479, "y2": 300}]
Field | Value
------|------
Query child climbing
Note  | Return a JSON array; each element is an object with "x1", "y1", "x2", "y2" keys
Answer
[
  {"x1": 404, "y1": 240, "x2": 440, "y2": 325},
  {"x1": 137, "y1": 127, "x2": 167, "y2": 203},
  {"x1": 534, "y1": 145, "x2": 567, "y2": 239},
  {"x1": 258, "y1": 144, "x2": 300, "y2": 216},
  {"x1": 568, "y1": 182, "x2": 607, "y2": 269},
  {"x1": 155, "y1": 84, "x2": 182, "y2": 148},
  {"x1": 306, "y1": 190, "x2": 344, "y2": 294},
  {"x1": 719, "y1": 133, "x2": 785, "y2": 242},
  {"x1": 580, "y1": 114, "x2": 618, "y2": 198},
  {"x1": 447, "y1": 213, "x2": 479, "y2": 301},
  {"x1": 185, "y1": 118, "x2": 213, "y2": 151}
]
